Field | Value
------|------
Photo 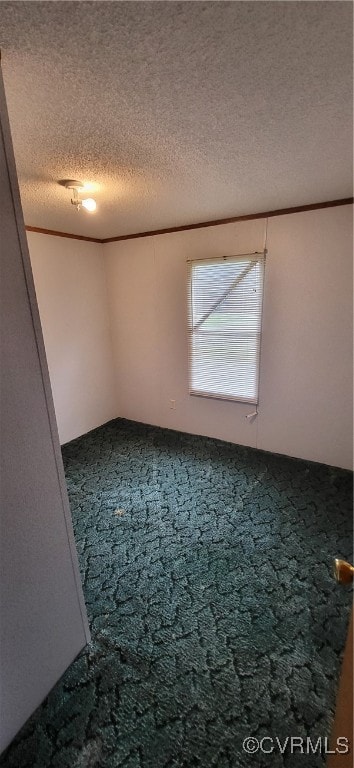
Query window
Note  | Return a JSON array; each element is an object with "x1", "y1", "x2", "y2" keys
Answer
[{"x1": 188, "y1": 252, "x2": 265, "y2": 404}]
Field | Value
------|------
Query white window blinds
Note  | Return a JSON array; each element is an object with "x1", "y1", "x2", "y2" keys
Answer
[{"x1": 188, "y1": 252, "x2": 265, "y2": 404}]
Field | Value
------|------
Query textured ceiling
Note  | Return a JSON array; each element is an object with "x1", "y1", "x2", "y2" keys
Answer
[{"x1": 0, "y1": 1, "x2": 352, "y2": 239}]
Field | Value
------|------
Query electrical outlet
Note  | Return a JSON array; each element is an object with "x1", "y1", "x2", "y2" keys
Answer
[{"x1": 169, "y1": 399, "x2": 176, "y2": 410}]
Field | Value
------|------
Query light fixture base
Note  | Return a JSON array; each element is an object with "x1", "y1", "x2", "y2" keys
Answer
[{"x1": 58, "y1": 179, "x2": 84, "y2": 190}]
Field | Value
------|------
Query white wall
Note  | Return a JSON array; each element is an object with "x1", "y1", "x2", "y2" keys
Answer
[
  {"x1": 104, "y1": 205, "x2": 353, "y2": 470},
  {"x1": 27, "y1": 206, "x2": 353, "y2": 467},
  {"x1": 27, "y1": 232, "x2": 116, "y2": 444},
  {"x1": 257, "y1": 207, "x2": 353, "y2": 468}
]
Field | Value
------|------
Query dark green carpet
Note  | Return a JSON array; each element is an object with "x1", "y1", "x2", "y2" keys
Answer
[{"x1": 1, "y1": 419, "x2": 353, "y2": 768}]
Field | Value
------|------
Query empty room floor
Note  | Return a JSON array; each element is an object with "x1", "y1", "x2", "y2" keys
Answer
[{"x1": 1, "y1": 419, "x2": 352, "y2": 768}]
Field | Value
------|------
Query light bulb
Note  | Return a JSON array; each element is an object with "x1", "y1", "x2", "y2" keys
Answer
[{"x1": 81, "y1": 197, "x2": 96, "y2": 212}]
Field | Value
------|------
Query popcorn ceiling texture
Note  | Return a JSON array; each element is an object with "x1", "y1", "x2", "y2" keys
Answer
[{"x1": 0, "y1": 1, "x2": 352, "y2": 239}]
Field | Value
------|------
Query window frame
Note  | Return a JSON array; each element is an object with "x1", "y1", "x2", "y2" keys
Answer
[{"x1": 187, "y1": 251, "x2": 266, "y2": 405}]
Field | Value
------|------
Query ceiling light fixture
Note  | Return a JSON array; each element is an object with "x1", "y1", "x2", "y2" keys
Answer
[{"x1": 58, "y1": 180, "x2": 97, "y2": 213}]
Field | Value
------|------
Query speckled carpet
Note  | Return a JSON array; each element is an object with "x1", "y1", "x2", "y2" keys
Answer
[{"x1": 1, "y1": 419, "x2": 352, "y2": 768}]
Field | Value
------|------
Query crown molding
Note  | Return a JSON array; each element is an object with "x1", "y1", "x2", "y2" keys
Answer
[
  {"x1": 25, "y1": 198, "x2": 354, "y2": 245},
  {"x1": 25, "y1": 226, "x2": 102, "y2": 243}
]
